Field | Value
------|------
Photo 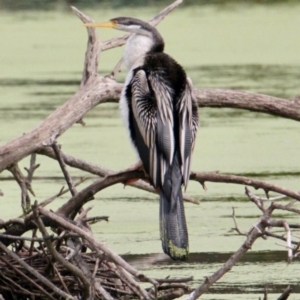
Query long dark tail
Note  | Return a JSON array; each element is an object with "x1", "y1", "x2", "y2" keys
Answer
[{"x1": 159, "y1": 154, "x2": 189, "y2": 260}]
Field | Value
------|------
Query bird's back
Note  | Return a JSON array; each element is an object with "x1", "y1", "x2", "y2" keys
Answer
[{"x1": 143, "y1": 52, "x2": 187, "y2": 101}]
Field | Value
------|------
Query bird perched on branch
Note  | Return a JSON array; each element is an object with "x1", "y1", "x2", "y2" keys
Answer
[{"x1": 85, "y1": 17, "x2": 198, "y2": 260}]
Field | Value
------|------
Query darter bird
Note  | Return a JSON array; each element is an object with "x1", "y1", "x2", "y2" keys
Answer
[{"x1": 85, "y1": 17, "x2": 199, "y2": 260}]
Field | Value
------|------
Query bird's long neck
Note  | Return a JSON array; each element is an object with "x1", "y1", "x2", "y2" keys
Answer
[{"x1": 124, "y1": 31, "x2": 164, "y2": 71}]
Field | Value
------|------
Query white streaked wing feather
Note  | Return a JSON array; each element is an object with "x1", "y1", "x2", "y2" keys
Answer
[
  {"x1": 148, "y1": 72, "x2": 175, "y2": 166},
  {"x1": 131, "y1": 70, "x2": 160, "y2": 186},
  {"x1": 131, "y1": 70, "x2": 176, "y2": 187},
  {"x1": 177, "y1": 79, "x2": 199, "y2": 188},
  {"x1": 131, "y1": 70, "x2": 156, "y2": 147}
]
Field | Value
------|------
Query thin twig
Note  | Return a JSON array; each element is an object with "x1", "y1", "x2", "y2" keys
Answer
[
  {"x1": 262, "y1": 219, "x2": 293, "y2": 261},
  {"x1": 155, "y1": 276, "x2": 193, "y2": 284},
  {"x1": 24, "y1": 153, "x2": 40, "y2": 184},
  {"x1": 230, "y1": 207, "x2": 247, "y2": 236},
  {"x1": 116, "y1": 266, "x2": 148, "y2": 299},
  {"x1": 245, "y1": 187, "x2": 265, "y2": 212},
  {"x1": 18, "y1": 178, "x2": 87, "y2": 218},
  {"x1": 271, "y1": 202, "x2": 300, "y2": 215},
  {"x1": 84, "y1": 216, "x2": 109, "y2": 224},
  {"x1": 40, "y1": 177, "x2": 87, "y2": 208},
  {"x1": 264, "y1": 231, "x2": 299, "y2": 245},
  {"x1": 52, "y1": 141, "x2": 77, "y2": 197},
  {"x1": 53, "y1": 263, "x2": 72, "y2": 295},
  {"x1": 8, "y1": 164, "x2": 31, "y2": 213}
]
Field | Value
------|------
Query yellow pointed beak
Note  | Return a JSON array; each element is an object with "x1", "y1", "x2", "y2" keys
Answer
[{"x1": 83, "y1": 21, "x2": 116, "y2": 28}]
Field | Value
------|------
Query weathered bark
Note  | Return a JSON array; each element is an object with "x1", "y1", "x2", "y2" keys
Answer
[
  {"x1": 190, "y1": 171, "x2": 300, "y2": 201},
  {"x1": 195, "y1": 88, "x2": 300, "y2": 120},
  {"x1": 0, "y1": 77, "x2": 122, "y2": 173}
]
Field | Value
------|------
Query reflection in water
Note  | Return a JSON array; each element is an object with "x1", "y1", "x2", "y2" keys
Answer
[
  {"x1": 124, "y1": 251, "x2": 289, "y2": 265},
  {"x1": 123, "y1": 251, "x2": 300, "y2": 294}
]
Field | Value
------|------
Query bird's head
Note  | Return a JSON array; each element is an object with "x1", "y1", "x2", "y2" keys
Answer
[
  {"x1": 84, "y1": 17, "x2": 158, "y2": 38},
  {"x1": 85, "y1": 17, "x2": 164, "y2": 70}
]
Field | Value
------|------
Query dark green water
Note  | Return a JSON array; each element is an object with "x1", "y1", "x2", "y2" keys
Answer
[{"x1": 1, "y1": 4, "x2": 300, "y2": 299}]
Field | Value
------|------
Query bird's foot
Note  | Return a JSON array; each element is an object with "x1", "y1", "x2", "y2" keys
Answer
[{"x1": 121, "y1": 161, "x2": 146, "y2": 186}]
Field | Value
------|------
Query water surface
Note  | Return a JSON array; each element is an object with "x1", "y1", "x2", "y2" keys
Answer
[{"x1": 1, "y1": 4, "x2": 300, "y2": 299}]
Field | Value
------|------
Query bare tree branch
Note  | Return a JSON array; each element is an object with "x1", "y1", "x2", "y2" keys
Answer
[
  {"x1": 195, "y1": 88, "x2": 300, "y2": 121},
  {"x1": 71, "y1": 6, "x2": 103, "y2": 87},
  {"x1": 185, "y1": 220, "x2": 267, "y2": 299},
  {"x1": 0, "y1": 76, "x2": 123, "y2": 172},
  {"x1": 191, "y1": 172, "x2": 300, "y2": 201},
  {"x1": 52, "y1": 142, "x2": 77, "y2": 197},
  {"x1": 37, "y1": 147, "x2": 198, "y2": 204},
  {"x1": 270, "y1": 202, "x2": 300, "y2": 215}
]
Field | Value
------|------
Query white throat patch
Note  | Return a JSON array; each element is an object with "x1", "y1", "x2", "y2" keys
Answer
[{"x1": 124, "y1": 34, "x2": 153, "y2": 71}]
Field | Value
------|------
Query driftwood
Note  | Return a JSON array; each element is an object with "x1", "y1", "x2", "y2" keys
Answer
[{"x1": 0, "y1": 0, "x2": 299, "y2": 299}]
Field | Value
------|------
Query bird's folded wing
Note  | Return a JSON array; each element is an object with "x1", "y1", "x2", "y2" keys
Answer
[
  {"x1": 177, "y1": 79, "x2": 198, "y2": 188},
  {"x1": 148, "y1": 71, "x2": 175, "y2": 186},
  {"x1": 131, "y1": 70, "x2": 159, "y2": 185},
  {"x1": 131, "y1": 69, "x2": 175, "y2": 187}
]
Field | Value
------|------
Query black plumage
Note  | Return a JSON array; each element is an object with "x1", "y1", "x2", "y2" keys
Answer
[
  {"x1": 125, "y1": 52, "x2": 198, "y2": 260},
  {"x1": 85, "y1": 17, "x2": 199, "y2": 260}
]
